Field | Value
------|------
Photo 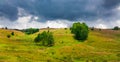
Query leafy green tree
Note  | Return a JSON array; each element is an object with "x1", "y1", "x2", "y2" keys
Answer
[
  {"x1": 47, "y1": 32, "x2": 54, "y2": 46},
  {"x1": 64, "y1": 28, "x2": 67, "y2": 30},
  {"x1": 91, "y1": 27, "x2": 94, "y2": 31},
  {"x1": 23, "y1": 28, "x2": 39, "y2": 34},
  {"x1": 71, "y1": 22, "x2": 89, "y2": 40},
  {"x1": 5, "y1": 27, "x2": 8, "y2": 29},
  {"x1": 34, "y1": 31, "x2": 54, "y2": 46},
  {"x1": 11, "y1": 32, "x2": 14, "y2": 36},
  {"x1": 34, "y1": 34, "x2": 41, "y2": 43},
  {"x1": 113, "y1": 26, "x2": 119, "y2": 30},
  {"x1": 7, "y1": 34, "x2": 11, "y2": 38}
]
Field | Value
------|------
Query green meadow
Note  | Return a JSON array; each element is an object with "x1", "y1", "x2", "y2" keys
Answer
[{"x1": 0, "y1": 28, "x2": 120, "y2": 62}]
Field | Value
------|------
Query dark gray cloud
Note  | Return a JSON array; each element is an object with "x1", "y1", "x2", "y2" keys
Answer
[
  {"x1": 103, "y1": 0, "x2": 120, "y2": 9},
  {"x1": 0, "y1": 0, "x2": 120, "y2": 21}
]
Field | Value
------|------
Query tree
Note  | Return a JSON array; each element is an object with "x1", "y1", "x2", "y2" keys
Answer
[
  {"x1": 91, "y1": 27, "x2": 94, "y2": 31},
  {"x1": 5, "y1": 27, "x2": 8, "y2": 29},
  {"x1": 34, "y1": 31, "x2": 54, "y2": 46},
  {"x1": 113, "y1": 26, "x2": 119, "y2": 30},
  {"x1": 11, "y1": 32, "x2": 14, "y2": 36},
  {"x1": 23, "y1": 28, "x2": 39, "y2": 34},
  {"x1": 71, "y1": 22, "x2": 89, "y2": 40},
  {"x1": 64, "y1": 28, "x2": 67, "y2": 30},
  {"x1": 7, "y1": 34, "x2": 11, "y2": 38},
  {"x1": 47, "y1": 32, "x2": 54, "y2": 46}
]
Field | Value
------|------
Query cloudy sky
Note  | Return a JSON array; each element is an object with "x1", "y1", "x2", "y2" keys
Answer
[{"x1": 0, "y1": 0, "x2": 120, "y2": 29}]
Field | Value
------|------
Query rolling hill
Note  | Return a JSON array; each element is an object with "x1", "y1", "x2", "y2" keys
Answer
[{"x1": 0, "y1": 28, "x2": 120, "y2": 62}]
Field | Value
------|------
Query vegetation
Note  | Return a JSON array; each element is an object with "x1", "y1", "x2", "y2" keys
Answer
[
  {"x1": 5, "y1": 27, "x2": 8, "y2": 29},
  {"x1": 22, "y1": 28, "x2": 39, "y2": 34},
  {"x1": 11, "y1": 32, "x2": 14, "y2": 36},
  {"x1": 113, "y1": 26, "x2": 119, "y2": 30},
  {"x1": 0, "y1": 28, "x2": 120, "y2": 62},
  {"x1": 34, "y1": 31, "x2": 54, "y2": 46},
  {"x1": 71, "y1": 22, "x2": 89, "y2": 40},
  {"x1": 7, "y1": 34, "x2": 11, "y2": 38},
  {"x1": 91, "y1": 27, "x2": 94, "y2": 31},
  {"x1": 64, "y1": 28, "x2": 67, "y2": 30}
]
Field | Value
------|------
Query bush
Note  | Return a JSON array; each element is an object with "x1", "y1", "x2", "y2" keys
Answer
[
  {"x1": 7, "y1": 35, "x2": 11, "y2": 38},
  {"x1": 5, "y1": 27, "x2": 8, "y2": 29},
  {"x1": 11, "y1": 32, "x2": 14, "y2": 36},
  {"x1": 23, "y1": 28, "x2": 39, "y2": 34},
  {"x1": 113, "y1": 26, "x2": 119, "y2": 30},
  {"x1": 99, "y1": 29, "x2": 101, "y2": 31},
  {"x1": 71, "y1": 22, "x2": 89, "y2": 40},
  {"x1": 91, "y1": 27, "x2": 94, "y2": 31},
  {"x1": 64, "y1": 28, "x2": 67, "y2": 30},
  {"x1": 34, "y1": 31, "x2": 54, "y2": 46}
]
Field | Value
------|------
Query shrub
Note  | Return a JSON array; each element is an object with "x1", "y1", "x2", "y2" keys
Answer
[
  {"x1": 7, "y1": 35, "x2": 11, "y2": 38},
  {"x1": 91, "y1": 27, "x2": 94, "y2": 31},
  {"x1": 5, "y1": 27, "x2": 8, "y2": 29},
  {"x1": 71, "y1": 22, "x2": 89, "y2": 40},
  {"x1": 99, "y1": 29, "x2": 101, "y2": 31},
  {"x1": 64, "y1": 28, "x2": 67, "y2": 30},
  {"x1": 34, "y1": 31, "x2": 54, "y2": 46},
  {"x1": 113, "y1": 26, "x2": 119, "y2": 30},
  {"x1": 23, "y1": 28, "x2": 39, "y2": 34},
  {"x1": 34, "y1": 34, "x2": 41, "y2": 43},
  {"x1": 11, "y1": 32, "x2": 14, "y2": 36}
]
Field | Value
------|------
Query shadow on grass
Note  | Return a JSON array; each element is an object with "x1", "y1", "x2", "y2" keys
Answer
[{"x1": 73, "y1": 36, "x2": 87, "y2": 42}]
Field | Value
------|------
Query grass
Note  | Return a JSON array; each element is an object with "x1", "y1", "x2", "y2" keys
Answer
[{"x1": 0, "y1": 28, "x2": 120, "y2": 62}]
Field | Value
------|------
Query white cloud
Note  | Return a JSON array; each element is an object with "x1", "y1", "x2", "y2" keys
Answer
[
  {"x1": 1, "y1": 6, "x2": 119, "y2": 29},
  {"x1": 0, "y1": 17, "x2": 71, "y2": 29},
  {"x1": 0, "y1": 7, "x2": 71, "y2": 29},
  {"x1": 0, "y1": 25, "x2": 2, "y2": 28},
  {"x1": 16, "y1": 16, "x2": 32, "y2": 23},
  {"x1": 96, "y1": 24, "x2": 107, "y2": 29},
  {"x1": 46, "y1": 20, "x2": 69, "y2": 28},
  {"x1": 117, "y1": 5, "x2": 120, "y2": 11}
]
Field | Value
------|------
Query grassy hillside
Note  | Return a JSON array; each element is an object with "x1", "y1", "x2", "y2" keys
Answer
[{"x1": 0, "y1": 28, "x2": 120, "y2": 62}]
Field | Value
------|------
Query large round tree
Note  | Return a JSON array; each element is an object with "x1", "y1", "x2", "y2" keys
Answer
[{"x1": 71, "y1": 22, "x2": 89, "y2": 40}]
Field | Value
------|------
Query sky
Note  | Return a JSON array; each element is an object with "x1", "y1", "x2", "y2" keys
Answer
[{"x1": 0, "y1": 0, "x2": 120, "y2": 29}]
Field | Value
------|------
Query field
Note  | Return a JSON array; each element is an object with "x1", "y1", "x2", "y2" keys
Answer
[{"x1": 0, "y1": 28, "x2": 120, "y2": 62}]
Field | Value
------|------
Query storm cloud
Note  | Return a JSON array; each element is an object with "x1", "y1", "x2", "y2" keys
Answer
[{"x1": 0, "y1": 0, "x2": 120, "y2": 29}]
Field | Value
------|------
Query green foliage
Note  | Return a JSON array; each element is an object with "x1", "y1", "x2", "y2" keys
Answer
[
  {"x1": 71, "y1": 22, "x2": 89, "y2": 40},
  {"x1": 91, "y1": 27, "x2": 94, "y2": 31},
  {"x1": 0, "y1": 28, "x2": 120, "y2": 61},
  {"x1": 5, "y1": 27, "x2": 8, "y2": 29},
  {"x1": 99, "y1": 29, "x2": 101, "y2": 31},
  {"x1": 23, "y1": 28, "x2": 39, "y2": 34},
  {"x1": 7, "y1": 34, "x2": 11, "y2": 38},
  {"x1": 113, "y1": 26, "x2": 119, "y2": 30},
  {"x1": 11, "y1": 32, "x2": 14, "y2": 36},
  {"x1": 64, "y1": 28, "x2": 67, "y2": 30},
  {"x1": 34, "y1": 31, "x2": 54, "y2": 46}
]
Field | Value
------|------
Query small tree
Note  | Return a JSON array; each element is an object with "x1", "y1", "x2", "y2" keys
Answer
[
  {"x1": 47, "y1": 32, "x2": 54, "y2": 46},
  {"x1": 5, "y1": 27, "x2": 8, "y2": 29},
  {"x1": 71, "y1": 22, "x2": 89, "y2": 40},
  {"x1": 99, "y1": 29, "x2": 101, "y2": 31},
  {"x1": 34, "y1": 31, "x2": 54, "y2": 46},
  {"x1": 23, "y1": 28, "x2": 39, "y2": 34},
  {"x1": 91, "y1": 27, "x2": 94, "y2": 31},
  {"x1": 11, "y1": 32, "x2": 14, "y2": 36},
  {"x1": 113, "y1": 26, "x2": 119, "y2": 30},
  {"x1": 7, "y1": 35, "x2": 11, "y2": 38},
  {"x1": 34, "y1": 34, "x2": 41, "y2": 43},
  {"x1": 47, "y1": 27, "x2": 50, "y2": 32},
  {"x1": 64, "y1": 28, "x2": 67, "y2": 30}
]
